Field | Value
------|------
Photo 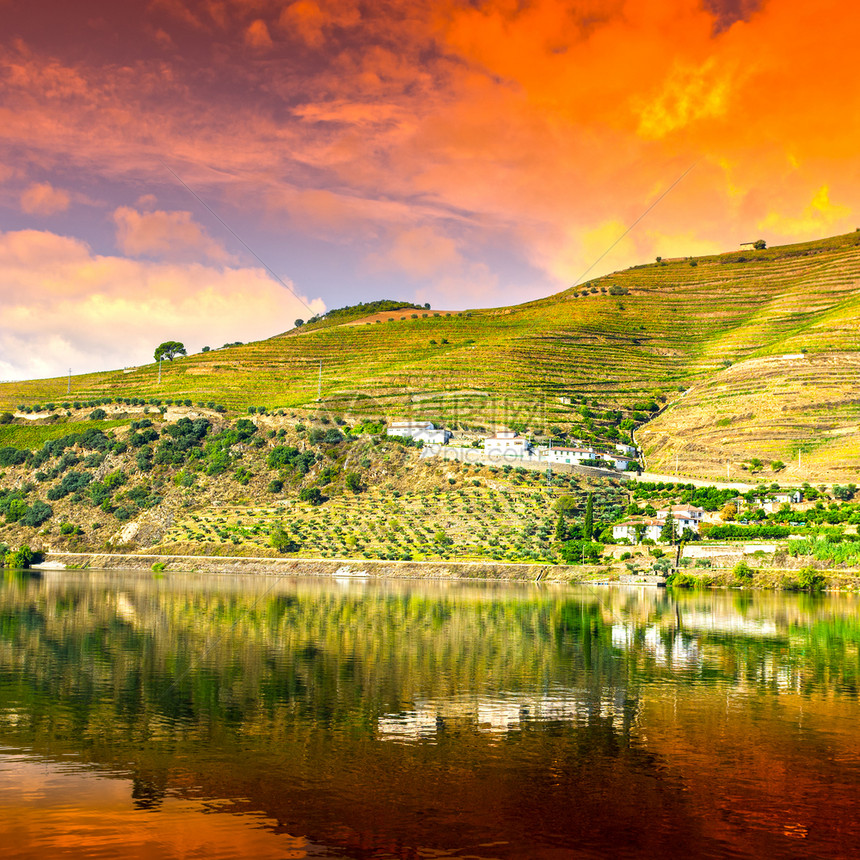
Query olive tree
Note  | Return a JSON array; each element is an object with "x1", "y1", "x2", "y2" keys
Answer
[{"x1": 154, "y1": 341, "x2": 187, "y2": 362}]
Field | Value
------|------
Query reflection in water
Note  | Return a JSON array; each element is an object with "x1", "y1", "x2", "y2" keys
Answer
[
  {"x1": 1, "y1": 572, "x2": 860, "y2": 858},
  {"x1": 0, "y1": 751, "x2": 321, "y2": 859}
]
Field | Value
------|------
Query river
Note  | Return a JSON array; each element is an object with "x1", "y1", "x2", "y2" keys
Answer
[{"x1": 1, "y1": 571, "x2": 859, "y2": 858}]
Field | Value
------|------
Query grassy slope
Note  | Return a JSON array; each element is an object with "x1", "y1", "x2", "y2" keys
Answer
[
  {"x1": 4, "y1": 232, "x2": 860, "y2": 477},
  {"x1": 0, "y1": 410, "x2": 626, "y2": 562},
  {"x1": 638, "y1": 352, "x2": 860, "y2": 483}
]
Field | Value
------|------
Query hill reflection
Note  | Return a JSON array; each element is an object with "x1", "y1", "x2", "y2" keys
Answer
[{"x1": 2, "y1": 573, "x2": 860, "y2": 858}]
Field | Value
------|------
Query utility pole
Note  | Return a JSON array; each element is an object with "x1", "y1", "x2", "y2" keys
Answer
[
  {"x1": 317, "y1": 359, "x2": 322, "y2": 401},
  {"x1": 158, "y1": 358, "x2": 162, "y2": 385},
  {"x1": 67, "y1": 368, "x2": 71, "y2": 396}
]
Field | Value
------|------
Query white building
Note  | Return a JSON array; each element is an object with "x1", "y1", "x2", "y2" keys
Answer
[
  {"x1": 541, "y1": 446, "x2": 603, "y2": 466},
  {"x1": 483, "y1": 430, "x2": 530, "y2": 457},
  {"x1": 540, "y1": 445, "x2": 633, "y2": 471},
  {"x1": 387, "y1": 420, "x2": 451, "y2": 445},
  {"x1": 614, "y1": 507, "x2": 703, "y2": 543},
  {"x1": 772, "y1": 490, "x2": 803, "y2": 505},
  {"x1": 656, "y1": 506, "x2": 704, "y2": 535},
  {"x1": 613, "y1": 519, "x2": 664, "y2": 543},
  {"x1": 611, "y1": 456, "x2": 636, "y2": 471},
  {"x1": 615, "y1": 443, "x2": 638, "y2": 458}
]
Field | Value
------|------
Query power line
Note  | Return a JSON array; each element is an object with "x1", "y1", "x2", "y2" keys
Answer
[
  {"x1": 570, "y1": 161, "x2": 698, "y2": 288},
  {"x1": 159, "y1": 160, "x2": 317, "y2": 316}
]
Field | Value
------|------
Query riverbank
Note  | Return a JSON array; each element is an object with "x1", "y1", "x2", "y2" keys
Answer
[
  {"x1": 33, "y1": 551, "x2": 604, "y2": 583},
  {"x1": 31, "y1": 551, "x2": 860, "y2": 590}
]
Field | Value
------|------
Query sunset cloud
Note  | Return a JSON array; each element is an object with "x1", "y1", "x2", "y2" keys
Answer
[
  {"x1": 244, "y1": 19, "x2": 273, "y2": 51},
  {"x1": 0, "y1": 229, "x2": 324, "y2": 381},
  {"x1": 279, "y1": 1, "x2": 327, "y2": 48},
  {"x1": 20, "y1": 182, "x2": 70, "y2": 216},
  {"x1": 367, "y1": 225, "x2": 463, "y2": 280},
  {"x1": 112, "y1": 206, "x2": 233, "y2": 263},
  {"x1": 2, "y1": 0, "x2": 860, "y2": 377},
  {"x1": 758, "y1": 186, "x2": 852, "y2": 238}
]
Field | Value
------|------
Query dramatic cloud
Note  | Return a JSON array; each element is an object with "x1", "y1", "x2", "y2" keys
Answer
[
  {"x1": 1, "y1": 0, "x2": 859, "y2": 378},
  {"x1": 244, "y1": 19, "x2": 273, "y2": 51},
  {"x1": 112, "y1": 206, "x2": 233, "y2": 263},
  {"x1": 367, "y1": 225, "x2": 463, "y2": 280},
  {"x1": 20, "y1": 182, "x2": 70, "y2": 216},
  {"x1": 0, "y1": 229, "x2": 324, "y2": 381}
]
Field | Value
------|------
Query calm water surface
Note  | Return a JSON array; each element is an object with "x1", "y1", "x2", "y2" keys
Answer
[{"x1": 1, "y1": 570, "x2": 860, "y2": 858}]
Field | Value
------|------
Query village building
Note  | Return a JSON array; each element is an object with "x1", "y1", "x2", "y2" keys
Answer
[
  {"x1": 612, "y1": 519, "x2": 664, "y2": 543},
  {"x1": 539, "y1": 445, "x2": 634, "y2": 470},
  {"x1": 614, "y1": 506, "x2": 703, "y2": 543},
  {"x1": 540, "y1": 446, "x2": 604, "y2": 466},
  {"x1": 483, "y1": 430, "x2": 530, "y2": 457},
  {"x1": 611, "y1": 455, "x2": 636, "y2": 471},
  {"x1": 772, "y1": 490, "x2": 803, "y2": 505},
  {"x1": 656, "y1": 506, "x2": 704, "y2": 533},
  {"x1": 387, "y1": 420, "x2": 451, "y2": 445},
  {"x1": 750, "y1": 491, "x2": 802, "y2": 513},
  {"x1": 615, "y1": 443, "x2": 638, "y2": 458}
]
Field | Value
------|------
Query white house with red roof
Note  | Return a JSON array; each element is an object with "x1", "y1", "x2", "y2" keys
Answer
[{"x1": 483, "y1": 430, "x2": 531, "y2": 457}]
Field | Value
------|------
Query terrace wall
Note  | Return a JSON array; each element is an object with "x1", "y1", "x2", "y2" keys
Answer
[{"x1": 35, "y1": 552, "x2": 601, "y2": 583}]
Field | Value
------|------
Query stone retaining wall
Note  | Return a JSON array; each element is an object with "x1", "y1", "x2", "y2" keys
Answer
[{"x1": 36, "y1": 552, "x2": 603, "y2": 583}]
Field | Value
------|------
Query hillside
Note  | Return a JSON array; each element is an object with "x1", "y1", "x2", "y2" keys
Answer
[
  {"x1": 3, "y1": 231, "x2": 860, "y2": 479},
  {"x1": 0, "y1": 408, "x2": 627, "y2": 563},
  {"x1": 638, "y1": 352, "x2": 860, "y2": 483}
]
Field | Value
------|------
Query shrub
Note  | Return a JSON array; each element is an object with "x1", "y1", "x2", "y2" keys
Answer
[
  {"x1": 299, "y1": 487, "x2": 324, "y2": 506},
  {"x1": 267, "y1": 446, "x2": 316, "y2": 474},
  {"x1": 6, "y1": 545, "x2": 34, "y2": 569},
  {"x1": 0, "y1": 412, "x2": 13, "y2": 425},
  {"x1": 434, "y1": 529, "x2": 453, "y2": 546},
  {"x1": 797, "y1": 566, "x2": 826, "y2": 591},
  {"x1": 667, "y1": 571, "x2": 697, "y2": 588},
  {"x1": 0, "y1": 448, "x2": 28, "y2": 467},
  {"x1": 708, "y1": 524, "x2": 791, "y2": 540},
  {"x1": 234, "y1": 467, "x2": 252, "y2": 485},
  {"x1": 559, "y1": 540, "x2": 603, "y2": 564},
  {"x1": 733, "y1": 560, "x2": 754, "y2": 583},
  {"x1": 47, "y1": 471, "x2": 93, "y2": 501},
  {"x1": 554, "y1": 495, "x2": 579, "y2": 517},
  {"x1": 270, "y1": 526, "x2": 299, "y2": 553}
]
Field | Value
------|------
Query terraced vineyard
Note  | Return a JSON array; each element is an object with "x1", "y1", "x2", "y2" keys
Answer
[
  {"x1": 159, "y1": 485, "x2": 580, "y2": 563},
  {"x1": 0, "y1": 407, "x2": 628, "y2": 562},
  {"x1": 639, "y1": 352, "x2": 860, "y2": 483},
  {"x1": 4, "y1": 231, "x2": 860, "y2": 477}
]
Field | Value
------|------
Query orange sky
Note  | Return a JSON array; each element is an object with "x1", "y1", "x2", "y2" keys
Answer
[{"x1": 1, "y1": 0, "x2": 859, "y2": 378}]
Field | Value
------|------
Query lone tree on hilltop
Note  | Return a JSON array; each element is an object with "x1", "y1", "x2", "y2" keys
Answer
[{"x1": 154, "y1": 341, "x2": 186, "y2": 362}]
